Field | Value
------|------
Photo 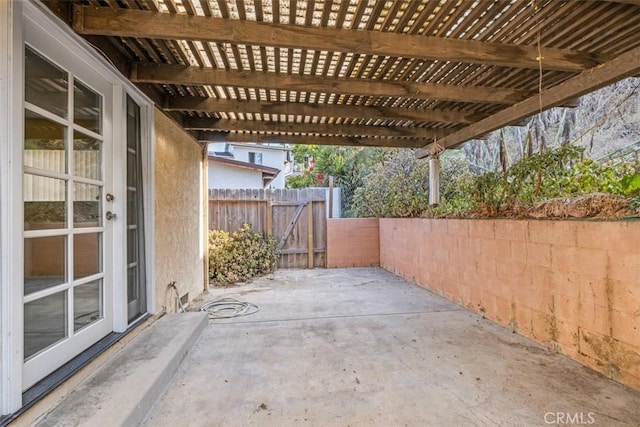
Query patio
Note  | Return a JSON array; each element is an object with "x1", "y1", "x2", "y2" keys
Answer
[
  {"x1": 142, "y1": 268, "x2": 640, "y2": 426},
  {"x1": 4, "y1": 1, "x2": 640, "y2": 421}
]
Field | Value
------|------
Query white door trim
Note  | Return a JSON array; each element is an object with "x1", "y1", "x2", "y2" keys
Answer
[
  {"x1": 1, "y1": 0, "x2": 25, "y2": 414},
  {"x1": 113, "y1": 85, "x2": 128, "y2": 333},
  {"x1": 138, "y1": 103, "x2": 156, "y2": 318}
]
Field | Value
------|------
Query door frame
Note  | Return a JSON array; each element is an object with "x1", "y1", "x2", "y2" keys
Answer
[{"x1": 0, "y1": 1, "x2": 155, "y2": 414}]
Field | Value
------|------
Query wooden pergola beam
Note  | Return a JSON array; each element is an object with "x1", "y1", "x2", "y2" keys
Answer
[
  {"x1": 73, "y1": 5, "x2": 607, "y2": 72},
  {"x1": 166, "y1": 97, "x2": 485, "y2": 124},
  {"x1": 198, "y1": 131, "x2": 426, "y2": 148},
  {"x1": 185, "y1": 117, "x2": 451, "y2": 140},
  {"x1": 132, "y1": 64, "x2": 530, "y2": 105},
  {"x1": 604, "y1": 1, "x2": 640, "y2": 5},
  {"x1": 416, "y1": 44, "x2": 640, "y2": 158}
]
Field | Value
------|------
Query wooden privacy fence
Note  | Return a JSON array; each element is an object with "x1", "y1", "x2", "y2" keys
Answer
[{"x1": 209, "y1": 188, "x2": 327, "y2": 268}]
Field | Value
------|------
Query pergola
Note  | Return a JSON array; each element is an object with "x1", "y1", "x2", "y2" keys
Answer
[{"x1": 44, "y1": 0, "x2": 640, "y2": 158}]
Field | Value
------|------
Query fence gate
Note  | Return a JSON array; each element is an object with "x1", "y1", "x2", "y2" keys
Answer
[{"x1": 209, "y1": 188, "x2": 327, "y2": 268}]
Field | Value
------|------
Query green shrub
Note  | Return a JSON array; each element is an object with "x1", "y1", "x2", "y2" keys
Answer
[
  {"x1": 467, "y1": 145, "x2": 640, "y2": 214},
  {"x1": 352, "y1": 150, "x2": 475, "y2": 218},
  {"x1": 351, "y1": 149, "x2": 430, "y2": 217},
  {"x1": 208, "y1": 223, "x2": 280, "y2": 285},
  {"x1": 469, "y1": 171, "x2": 506, "y2": 215},
  {"x1": 503, "y1": 144, "x2": 582, "y2": 204},
  {"x1": 349, "y1": 145, "x2": 640, "y2": 218}
]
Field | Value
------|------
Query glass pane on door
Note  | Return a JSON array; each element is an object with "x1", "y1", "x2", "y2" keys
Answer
[
  {"x1": 24, "y1": 235, "x2": 66, "y2": 295},
  {"x1": 127, "y1": 266, "x2": 138, "y2": 303},
  {"x1": 24, "y1": 291, "x2": 67, "y2": 360},
  {"x1": 24, "y1": 174, "x2": 66, "y2": 230},
  {"x1": 24, "y1": 46, "x2": 68, "y2": 118},
  {"x1": 74, "y1": 79, "x2": 102, "y2": 134},
  {"x1": 24, "y1": 111, "x2": 66, "y2": 173},
  {"x1": 73, "y1": 182, "x2": 101, "y2": 227},
  {"x1": 74, "y1": 280, "x2": 102, "y2": 332},
  {"x1": 73, "y1": 131, "x2": 101, "y2": 180},
  {"x1": 73, "y1": 233, "x2": 102, "y2": 279}
]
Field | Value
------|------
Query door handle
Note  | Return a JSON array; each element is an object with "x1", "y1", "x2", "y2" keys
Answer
[{"x1": 106, "y1": 211, "x2": 117, "y2": 221}]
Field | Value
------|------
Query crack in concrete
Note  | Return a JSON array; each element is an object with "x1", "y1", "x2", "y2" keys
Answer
[{"x1": 209, "y1": 308, "x2": 466, "y2": 325}]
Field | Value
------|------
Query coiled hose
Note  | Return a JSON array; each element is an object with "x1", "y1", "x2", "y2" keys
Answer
[{"x1": 200, "y1": 297, "x2": 259, "y2": 319}]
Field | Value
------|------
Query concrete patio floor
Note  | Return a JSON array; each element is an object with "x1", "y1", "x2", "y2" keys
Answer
[{"x1": 143, "y1": 268, "x2": 640, "y2": 427}]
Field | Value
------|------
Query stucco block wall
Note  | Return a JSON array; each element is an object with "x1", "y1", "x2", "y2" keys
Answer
[
  {"x1": 380, "y1": 218, "x2": 640, "y2": 391},
  {"x1": 327, "y1": 219, "x2": 379, "y2": 268},
  {"x1": 154, "y1": 109, "x2": 204, "y2": 312}
]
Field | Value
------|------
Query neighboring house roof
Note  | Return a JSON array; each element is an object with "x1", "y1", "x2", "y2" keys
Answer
[
  {"x1": 208, "y1": 155, "x2": 281, "y2": 187},
  {"x1": 213, "y1": 151, "x2": 234, "y2": 157}
]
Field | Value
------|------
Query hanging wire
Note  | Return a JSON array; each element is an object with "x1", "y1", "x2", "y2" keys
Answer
[
  {"x1": 528, "y1": 0, "x2": 640, "y2": 148},
  {"x1": 531, "y1": 0, "x2": 544, "y2": 115}
]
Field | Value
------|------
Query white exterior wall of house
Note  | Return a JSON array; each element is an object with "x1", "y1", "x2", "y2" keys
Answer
[
  {"x1": 228, "y1": 145, "x2": 287, "y2": 189},
  {"x1": 208, "y1": 162, "x2": 264, "y2": 189}
]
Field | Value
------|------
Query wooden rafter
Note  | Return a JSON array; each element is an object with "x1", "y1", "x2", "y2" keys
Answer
[
  {"x1": 198, "y1": 132, "x2": 426, "y2": 148},
  {"x1": 49, "y1": 1, "x2": 640, "y2": 150},
  {"x1": 167, "y1": 97, "x2": 485, "y2": 124},
  {"x1": 604, "y1": 0, "x2": 640, "y2": 5},
  {"x1": 73, "y1": 5, "x2": 608, "y2": 72},
  {"x1": 416, "y1": 44, "x2": 640, "y2": 157},
  {"x1": 184, "y1": 117, "x2": 451, "y2": 140},
  {"x1": 132, "y1": 64, "x2": 530, "y2": 105}
]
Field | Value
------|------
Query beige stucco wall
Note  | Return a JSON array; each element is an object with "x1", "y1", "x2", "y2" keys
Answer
[
  {"x1": 154, "y1": 109, "x2": 205, "y2": 312},
  {"x1": 380, "y1": 218, "x2": 640, "y2": 391},
  {"x1": 327, "y1": 219, "x2": 380, "y2": 268}
]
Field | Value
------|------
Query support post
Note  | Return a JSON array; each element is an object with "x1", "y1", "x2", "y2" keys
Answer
[
  {"x1": 307, "y1": 201, "x2": 314, "y2": 268},
  {"x1": 429, "y1": 155, "x2": 441, "y2": 207},
  {"x1": 202, "y1": 144, "x2": 209, "y2": 292},
  {"x1": 328, "y1": 176, "x2": 334, "y2": 219}
]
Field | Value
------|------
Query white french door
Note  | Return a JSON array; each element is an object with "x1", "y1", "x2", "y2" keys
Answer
[{"x1": 22, "y1": 32, "x2": 114, "y2": 390}]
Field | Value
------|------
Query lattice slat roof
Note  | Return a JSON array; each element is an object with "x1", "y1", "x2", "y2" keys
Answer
[{"x1": 44, "y1": 0, "x2": 640, "y2": 152}]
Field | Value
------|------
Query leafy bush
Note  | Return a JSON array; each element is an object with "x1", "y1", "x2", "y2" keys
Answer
[
  {"x1": 352, "y1": 150, "x2": 474, "y2": 217},
  {"x1": 467, "y1": 145, "x2": 640, "y2": 214},
  {"x1": 287, "y1": 172, "x2": 320, "y2": 188},
  {"x1": 622, "y1": 172, "x2": 640, "y2": 195},
  {"x1": 352, "y1": 149, "x2": 428, "y2": 217},
  {"x1": 436, "y1": 155, "x2": 478, "y2": 215},
  {"x1": 348, "y1": 145, "x2": 640, "y2": 219},
  {"x1": 208, "y1": 223, "x2": 280, "y2": 285},
  {"x1": 287, "y1": 145, "x2": 386, "y2": 217},
  {"x1": 505, "y1": 144, "x2": 583, "y2": 204},
  {"x1": 469, "y1": 171, "x2": 506, "y2": 215}
]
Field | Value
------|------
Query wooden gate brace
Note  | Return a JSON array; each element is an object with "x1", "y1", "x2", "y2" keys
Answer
[{"x1": 278, "y1": 202, "x2": 307, "y2": 249}]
